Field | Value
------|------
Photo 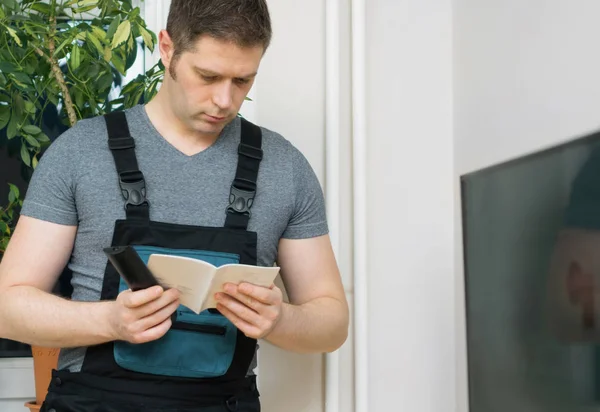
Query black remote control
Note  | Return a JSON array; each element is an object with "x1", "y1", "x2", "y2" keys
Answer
[{"x1": 103, "y1": 246, "x2": 160, "y2": 291}]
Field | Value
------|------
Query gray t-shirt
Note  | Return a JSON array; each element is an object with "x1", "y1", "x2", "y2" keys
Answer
[{"x1": 20, "y1": 104, "x2": 328, "y2": 373}]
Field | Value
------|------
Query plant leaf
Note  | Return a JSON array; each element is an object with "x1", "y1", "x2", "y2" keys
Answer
[
  {"x1": 53, "y1": 36, "x2": 73, "y2": 58},
  {"x1": 86, "y1": 32, "x2": 104, "y2": 56},
  {"x1": 0, "y1": 0, "x2": 17, "y2": 11},
  {"x1": 74, "y1": 88, "x2": 84, "y2": 108},
  {"x1": 30, "y1": 2, "x2": 52, "y2": 14},
  {"x1": 138, "y1": 25, "x2": 154, "y2": 52},
  {"x1": 11, "y1": 72, "x2": 32, "y2": 85},
  {"x1": 111, "y1": 52, "x2": 125, "y2": 76},
  {"x1": 70, "y1": 45, "x2": 81, "y2": 71},
  {"x1": 37, "y1": 133, "x2": 50, "y2": 143},
  {"x1": 6, "y1": 27, "x2": 22, "y2": 47},
  {"x1": 0, "y1": 62, "x2": 18, "y2": 73},
  {"x1": 127, "y1": 34, "x2": 134, "y2": 53},
  {"x1": 8, "y1": 183, "x2": 18, "y2": 200},
  {"x1": 13, "y1": 94, "x2": 25, "y2": 121},
  {"x1": 11, "y1": 79, "x2": 28, "y2": 90},
  {"x1": 103, "y1": 47, "x2": 112, "y2": 62},
  {"x1": 24, "y1": 101, "x2": 36, "y2": 114},
  {"x1": 0, "y1": 106, "x2": 10, "y2": 130},
  {"x1": 24, "y1": 134, "x2": 40, "y2": 148},
  {"x1": 22, "y1": 125, "x2": 41, "y2": 135},
  {"x1": 129, "y1": 6, "x2": 140, "y2": 20},
  {"x1": 125, "y1": 35, "x2": 137, "y2": 70},
  {"x1": 6, "y1": 113, "x2": 17, "y2": 139},
  {"x1": 73, "y1": 4, "x2": 97, "y2": 13},
  {"x1": 91, "y1": 25, "x2": 106, "y2": 41},
  {"x1": 32, "y1": 154, "x2": 38, "y2": 169},
  {"x1": 106, "y1": 15, "x2": 121, "y2": 40},
  {"x1": 20, "y1": 144, "x2": 31, "y2": 166},
  {"x1": 98, "y1": 72, "x2": 113, "y2": 90},
  {"x1": 111, "y1": 20, "x2": 131, "y2": 50}
]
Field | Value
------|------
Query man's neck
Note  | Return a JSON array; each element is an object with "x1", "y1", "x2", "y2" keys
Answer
[{"x1": 144, "y1": 92, "x2": 222, "y2": 156}]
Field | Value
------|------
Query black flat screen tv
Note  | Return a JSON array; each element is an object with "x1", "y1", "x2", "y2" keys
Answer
[{"x1": 462, "y1": 130, "x2": 600, "y2": 412}]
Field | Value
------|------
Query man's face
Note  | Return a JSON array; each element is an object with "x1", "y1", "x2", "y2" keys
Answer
[{"x1": 161, "y1": 33, "x2": 263, "y2": 136}]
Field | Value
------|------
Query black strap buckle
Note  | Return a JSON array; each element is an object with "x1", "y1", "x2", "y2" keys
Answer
[
  {"x1": 108, "y1": 137, "x2": 135, "y2": 150},
  {"x1": 238, "y1": 143, "x2": 263, "y2": 160},
  {"x1": 226, "y1": 185, "x2": 255, "y2": 217},
  {"x1": 118, "y1": 171, "x2": 148, "y2": 210}
]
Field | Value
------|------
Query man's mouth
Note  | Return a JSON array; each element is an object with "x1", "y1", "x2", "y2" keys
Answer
[{"x1": 204, "y1": 114, "x2": 226, "y2": 122}]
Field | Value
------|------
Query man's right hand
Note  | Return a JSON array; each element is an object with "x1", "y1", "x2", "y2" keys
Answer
[{"x1": 108, "y1": 286, "x2": 180, "y2": 344}]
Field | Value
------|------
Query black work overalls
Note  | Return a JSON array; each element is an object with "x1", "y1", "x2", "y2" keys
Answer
[{"x1": 41, "y1": 111, "x2": 263, "y2": 412}]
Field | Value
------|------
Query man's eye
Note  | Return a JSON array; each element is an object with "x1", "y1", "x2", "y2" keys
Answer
[
  {"x1": 234, "y1": 78, "x2": 250, "y2": 85},
  {"x1": 202, "y1": 76, "x2": 218, "y2": 82}
]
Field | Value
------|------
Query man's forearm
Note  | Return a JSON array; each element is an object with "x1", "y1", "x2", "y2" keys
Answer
[
  {"x1": 0, "y1": 285, "x2": 115, "y2": 348},
  {"x1": 265, "y1": 296, "x2": 349, "y2": 353}
]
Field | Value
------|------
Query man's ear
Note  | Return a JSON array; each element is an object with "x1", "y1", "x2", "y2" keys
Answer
[{"x1": 158, "y1": 30, "x2": 175, "y2": 72}]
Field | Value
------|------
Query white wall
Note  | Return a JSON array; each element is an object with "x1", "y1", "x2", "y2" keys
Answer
[
  {"x1": 454, "y1": 1, "x2": 600, "y2": 411},
  {"x1": 366, "y1": 1, "x2": 455, "y2": 411},
  {"x1": 0, "y1": 359, "x2": 35, "y2": 412},
  {"x1": 454, "y1": 0, "x2": 600, "y2": 175}
]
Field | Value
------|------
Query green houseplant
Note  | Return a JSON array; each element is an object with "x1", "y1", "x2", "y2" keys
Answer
[
  {"x1": 0, "y1": 0, "x2": 164, "y2": 257},
  {"x1": 0, "y1": 0, "x2": 163, "y2": 408}
]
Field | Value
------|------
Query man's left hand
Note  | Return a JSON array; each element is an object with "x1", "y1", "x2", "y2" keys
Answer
[{"x1": 215, "y1": 282, "x2": 283, "y2": 339}]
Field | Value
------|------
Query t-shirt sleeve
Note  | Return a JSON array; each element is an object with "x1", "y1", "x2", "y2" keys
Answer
[
  {"x1": 281, "y1": 145, "x2": 329, "y2": 239},
  {"x1": 19, "y1": 128, "x2": 80, "y2": 226}
]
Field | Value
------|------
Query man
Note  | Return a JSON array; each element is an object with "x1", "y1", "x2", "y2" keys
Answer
[{"x1": 0, "y1": 0, "x2": 349, "y2": 410}]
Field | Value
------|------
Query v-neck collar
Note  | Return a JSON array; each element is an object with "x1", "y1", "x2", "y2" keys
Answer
[{"x1": 136, "y1": 105, "x2": 237, "y2": 161}]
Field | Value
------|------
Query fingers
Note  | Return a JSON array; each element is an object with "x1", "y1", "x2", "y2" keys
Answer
[
  {"x1": 238, "y1": 282, "x2": 277, "y2": 304},
  {"x1": 133, "y1": 316, "x2": 173, "y2": 344},
  {"x1": 216, "y1": 282, "x2": 283, "y2": 340},
  {"x1": 135, "y1": 287, "x2": 180, "y2": 318},
  {"x1": 215, "y1": 293, "x2": 262, "y2": 326},
  {"x1": 216, "y1": 302, "x2": 263, "y2": 339},
  {"x1": 130, "y1": 299, "x2": 180, "y2": 342},
  {"x1": 113, "y1": 287, "x2": 181, "y2": 344},
  {"x1": 222, "y1": 282, "x2": 279, "y2": 309},
  {"x1": 121, "y1": 286, "x2": 164, "y2": 308}
]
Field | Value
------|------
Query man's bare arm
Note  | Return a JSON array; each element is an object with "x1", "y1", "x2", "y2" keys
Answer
[
  {"x1": 265, "y1": 235, "x2": 349, "y2": 353},
  {"x1": 0, "y1": 216, "x2": 179, "y2": 348},
  {"x1": 216, "y1": 235, "x2": 349, "y2": 353}
]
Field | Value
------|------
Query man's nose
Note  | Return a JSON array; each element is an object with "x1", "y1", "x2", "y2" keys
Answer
[{"x1": 212, "y1": 81, "x2": 233, "y2": 111}]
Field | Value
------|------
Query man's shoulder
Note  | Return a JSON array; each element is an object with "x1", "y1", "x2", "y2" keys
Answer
[
  {"x1": 254, "y1": 122, "x2": 307, "y2": 164},
  {"x1": 50, "y1": 106, "x2": 144, "y2": 152},
  {"x1": 51, "y1": 112, "x2": 107, "y2": 148}
]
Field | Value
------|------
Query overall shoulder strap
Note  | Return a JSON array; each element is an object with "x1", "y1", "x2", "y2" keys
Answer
[
  {"x1": 224, "y1": 117, "x2": 263, "y2": 230},
  {"x1": 105, "y1": 111, "x2": 149, "y2": 221}
]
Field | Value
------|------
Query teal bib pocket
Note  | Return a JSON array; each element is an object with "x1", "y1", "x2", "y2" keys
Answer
[
  {"x1": 114, "y1": 309, "x2": 238, "y2": 378},
  {"x1": 113, "y1": 245, "x2": 241, "y2": 378}
]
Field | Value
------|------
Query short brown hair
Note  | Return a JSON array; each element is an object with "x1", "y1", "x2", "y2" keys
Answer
[{"x1": 166, "y1": 0, "x2": 272, "y2": 58}]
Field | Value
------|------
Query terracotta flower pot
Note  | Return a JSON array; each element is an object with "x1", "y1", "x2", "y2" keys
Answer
[
  {"x1": 24, "y1": 401, "x2": 41, "y2": 412},
  {"x1": 30, "y1": 346, "x2": 60, "y2": 407}
]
